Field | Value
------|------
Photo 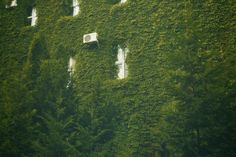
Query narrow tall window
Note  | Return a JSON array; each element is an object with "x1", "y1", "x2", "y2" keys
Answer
[
  {"x1": 28, "y1": 7, "x2": 38, "y2": 26},
  {"x1": 72, "y1": 0, "x2": 80, "y2": 16},
  {"x1": 5, "y1": 0, "x2": 17, "y2": 8},
  {"x1": 67, "y1": 56, "x2": 76, "y2": 88},
  {"x1": 120, "y1": 0, "x2": 127, "y2": 4},
  {"x1": 68, "y1": 56, "x2": 76, "y2": 75},
  {"x1": 115, "y1": 45, "x2": 129, "y2": 79}
]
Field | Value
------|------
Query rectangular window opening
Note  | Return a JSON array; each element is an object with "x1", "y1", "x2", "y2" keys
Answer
[
  {"x1": 115, "y1": 45, "x2": 129, "y2": 79},
  {"x1": 68, "y1": 56, "x2": 76, "y2": 75},
  {"x1": 67, "y1": 56, "x2": 76, "y2": 88},
  {"x1": 120, "y1": 0, "x2": 127, "y2": 4},
  {"x1": 72, "y1": 0, "x2": 80, "y2": 16},
  {"x1": 5, "y1": 0, "x2": 17, "y2": 8},
  {"x1": 27, "y1": 7, "x2": 38, "y2": 26}
]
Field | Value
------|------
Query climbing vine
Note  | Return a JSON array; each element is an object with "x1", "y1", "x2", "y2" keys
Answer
[{"x1": 0, "y1": 0, "x2": 235, "y2": 157}]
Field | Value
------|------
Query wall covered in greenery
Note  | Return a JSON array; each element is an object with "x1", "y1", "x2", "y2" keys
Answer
[{"x1": 0, "y1": 0, "x2": 235, "y2": 157}]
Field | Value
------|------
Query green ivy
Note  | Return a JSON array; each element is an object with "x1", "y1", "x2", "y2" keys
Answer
[{"x1": 0, "y1": 0, "x2": 235, "y2": 157}]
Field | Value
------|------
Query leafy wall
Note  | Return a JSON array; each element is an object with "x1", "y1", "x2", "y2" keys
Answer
[{"x1": 0, "y1": 0, "x2": 236, "y2": 157}]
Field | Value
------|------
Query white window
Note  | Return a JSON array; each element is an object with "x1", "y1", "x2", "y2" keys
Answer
[
  {"x1": 28, "y1": 7, "x2": 38, "y2": 26},
  {"x1": 67, "y1": 56, "x2": 76, "y2": 88},
  {"x1": 72, "y1": 0, "x2": 80, "y2": 16},
  {"x1": 115, "y1": 45, "x2": 129, "y2": 79},
  {"x1": 120, "y1": 0, "x2": 127, "y2": 4},
  {"x1": 5, "y1": 0, "x2": 17, "y2": 8},
  {"x1": 68, "y1": 56, "x2": 76, "y2": 75}
]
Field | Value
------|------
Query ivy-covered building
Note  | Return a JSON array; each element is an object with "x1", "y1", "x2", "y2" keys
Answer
[{"x1": 0, "y1": 0, "x2": 235, "y2": 157}]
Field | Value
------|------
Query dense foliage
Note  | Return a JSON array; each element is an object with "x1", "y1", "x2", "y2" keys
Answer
[{"x1": 0, "y1": 0, "x2": 235, "y2": 157}]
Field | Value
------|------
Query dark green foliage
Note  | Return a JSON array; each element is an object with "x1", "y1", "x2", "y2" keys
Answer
[{"x1": 0, "y1": 0, "x2": 235, "y2": 157}]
